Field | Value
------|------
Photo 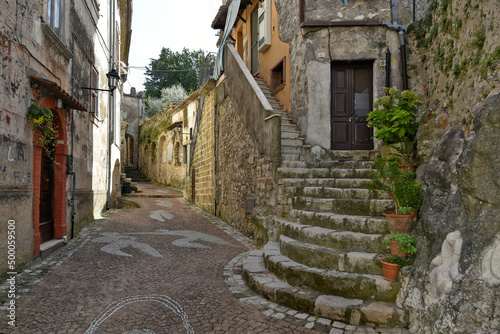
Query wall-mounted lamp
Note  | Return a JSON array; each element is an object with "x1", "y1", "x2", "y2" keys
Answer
[
  {"x1": 80, "y1": 68, "x2": 120, "y2": 94},
  {"x1": 176, "y1": 124, "x2": 192, "y2": 139}
]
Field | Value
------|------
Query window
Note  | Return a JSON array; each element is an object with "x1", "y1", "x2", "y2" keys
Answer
[
  {"x1": 271, "y1": 58, "x2": 285, "y2": 94},
  {"x1": 47, "y1": 0, "x2": 63, "y2": 37}
]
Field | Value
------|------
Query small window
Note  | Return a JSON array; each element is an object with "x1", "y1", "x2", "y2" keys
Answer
[
  {"x1": 271, "y1": 58, "x2": 285, "y2": 94},
  {"x1": 47, "y1": 0, "x2": 63, "y2": 37}
]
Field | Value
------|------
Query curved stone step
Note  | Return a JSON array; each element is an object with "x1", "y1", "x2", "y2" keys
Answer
[
  {"x1": 242, "y1": 249, "x2": 408, "y2": 327},
  {"x1": 282, "y1": 145, "x2": 312, "y2": 155},
  {"x1": 279, "y1": 167, "x2": 372, "y2": 179},
  {"x1": 282, "y1": 178, "x2": 371, "y2": 189},
  {"x1": 262, "y1": 242, "x2": 399, "y2": 302},
  {"x1": 288, "y1": 209, "x2": 390, "y2": 235},
  {"x1": 278, "y1": 219, "x2": 387, "y2": 253},
  {"x1": 280, "y1": 235, "x2": 384, "y2": 275},
  {"x1": 291, "y1": 196, "x2": 394, "y2": 216},
  {"x1": 297, "y1": 187, "x2": 391, "y2": 200},
  {"x1": 282, "y1": 153, "x2": 315, "y2": 162},
  {"x1": 281, "y1": 160, "x2": 374, "y2": 168}
]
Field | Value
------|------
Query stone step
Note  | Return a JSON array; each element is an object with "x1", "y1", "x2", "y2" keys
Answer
[
  {"x1": 280, "y1": 235, "x2": 384, "y2": 275},
  {"x1": 279, "y1": 167, "x2": 372, "y2": 180},
  {"x1": 242, "y1": 249, "x2": 407, "y2": 327},
  {"x1": 288, "y1": 209, "x2": 390, "y2": 235},
  {"x1": 281, "y1": 160, "x2": 373, "y2": 169},
  {"x1": 281, "y1": 138, "x2": 305, "y2": 146},
  {"x1": 262, "y1": 242, "x2": 399, "y2": 302},
  {"x1": 282, "y1": 178, "x2": 370, "y2": 189},
  {"x1": 327, "y1": 150, "x2": 378, "y2": 161},
  {"x1": 277, "y1": 219, "x2": 387, "y2": 253},
  {"x1": 281, "y1": 130, "x2": 301, "y2": 139},
  {"x1": 282, "y1": 145, "x2": 312, "y2": 155},
  {"x1": 282, "y1": 153, "x2": 316, "y2": 163},
  {"x1": 293, "y1": 187, "x2": 390, "y2": 200},
  {"x1": 291, "y1": 196, "x2": 393, "y2": 216}
]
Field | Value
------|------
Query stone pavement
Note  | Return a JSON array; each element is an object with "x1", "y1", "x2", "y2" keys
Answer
[{"x1": 0, "y1": 183, "x2": 409, "y2": 333}]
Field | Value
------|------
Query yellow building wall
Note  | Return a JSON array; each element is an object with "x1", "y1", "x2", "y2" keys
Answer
[{"x1": 232, "y1": 0, "x2": 291, "y2": 113}]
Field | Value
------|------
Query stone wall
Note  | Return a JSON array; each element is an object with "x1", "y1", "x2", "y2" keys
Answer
[
  {"x1": 189, "y1": 89, "x2": 216, "y2": 214},
  {"x1": 396, "y1": 1, "x2": 500, "y2": 332},
  {"x1": 215, "y1": 97, "x2": 276, "y2": 234}
]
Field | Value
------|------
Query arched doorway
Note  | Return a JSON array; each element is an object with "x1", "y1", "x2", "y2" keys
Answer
[{"x1": 32, "y1": 96, "x2": 67, "y2": 254}]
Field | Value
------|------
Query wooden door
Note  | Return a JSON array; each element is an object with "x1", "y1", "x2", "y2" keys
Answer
[
  {"x1": 250, "y1": 7, "x2": 259, "y2": 75},
  {"x1": 331, "y1": 62, "x2": 374, "y2": 150},
  {"x1": 39, "y1": 150, "x2": 54, "y2": 243}
]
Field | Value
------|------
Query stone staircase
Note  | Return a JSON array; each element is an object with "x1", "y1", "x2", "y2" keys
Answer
[{"x1": 245, "y1": 79, "x2": 407, "y2": 328}]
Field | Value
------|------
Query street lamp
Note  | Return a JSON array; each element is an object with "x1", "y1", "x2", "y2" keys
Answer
[{"x1": 80, "y1": 68, "x2": 120, "y2": 94}]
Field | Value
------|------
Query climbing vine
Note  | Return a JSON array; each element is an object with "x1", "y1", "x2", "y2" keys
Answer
[{"x1": 27, "y1": 103, "x2": 59, "y2": 160}]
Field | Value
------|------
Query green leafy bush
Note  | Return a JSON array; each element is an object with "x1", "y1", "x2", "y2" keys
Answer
[{"x1": 367, "y1": 88, "x2": 421, "y2": 145}]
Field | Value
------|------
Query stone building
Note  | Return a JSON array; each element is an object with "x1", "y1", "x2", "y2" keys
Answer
[
  {"x1": 138, "y1": 0, "x2": 500, "y2": 331},
  {"x1": 0, "y1": 0, "x2": 132, "y2": 274},
  {"x1": 122, "y1": 88, "x2": 144, "y2": 169},
  {"x1": 138, "y1": 92, "x2": 199, "y2": 195}
]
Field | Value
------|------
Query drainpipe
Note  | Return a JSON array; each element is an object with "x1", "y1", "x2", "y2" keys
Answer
[
  {"x1": 383, "y1": 0, "x2": 408, "y2": 90},
  {"x1": 70, "y1": 33, "x2": 77, "y2": 239},
  {"x1": 399, "y1": 30, "x2": 408, "y2": 90},
  {"x1": 106, "y1": 0, "x2": 116, "y2": 210}
]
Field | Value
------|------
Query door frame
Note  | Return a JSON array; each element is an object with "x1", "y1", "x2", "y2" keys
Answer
[
  {"x1": 32, "y1": 95, "x2": 67, "y2": 255},
  {"x1": 330, "y1": 61, "x2": 374, "y2": 150}
]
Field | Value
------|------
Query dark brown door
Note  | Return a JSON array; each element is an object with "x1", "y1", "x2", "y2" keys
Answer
[
  {"x1": 39, "y1": 150, "x2": 54, "y2": 243},
  {"x1": 331, "y1": 62, "x2": 374, "y2": 150},
  {"x1": 250, "y1": 7, "x2": 259, "y2": 75}
]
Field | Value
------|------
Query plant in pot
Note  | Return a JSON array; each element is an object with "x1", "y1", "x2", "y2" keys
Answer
[
  {"x1": 383, "y1": 232, "x2": 417, "y2": 258},
  {"x1": 367, "y1": 88, "x2": 421, "y2": 169},
  {"x1": 364, "y1": 156, "x2": 422, "y2": 233},
  {"x1": 380, "y1": 233, "x2": 417, "y2": 281}
]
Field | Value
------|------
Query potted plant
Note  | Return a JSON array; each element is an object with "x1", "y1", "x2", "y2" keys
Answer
[
  {"x1": 383, "y1": 232, "x2": 417, "y2": 258},
  {"x1": 367, "y1": 88, "x2": 421, "y2": 167},
  {"x1": 364, "y1": 156, "x2": 422, "y2": 233},
  {"x1": 380, "y1": 233, "x2": 417, "y2": 281}
]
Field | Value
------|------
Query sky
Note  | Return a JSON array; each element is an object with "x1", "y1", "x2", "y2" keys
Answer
[{"x1": 124, "y1": 0, "x2": 221, "y2": 94}]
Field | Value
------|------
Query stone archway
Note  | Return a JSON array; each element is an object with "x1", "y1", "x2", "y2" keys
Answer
[{"x1": 32, "y1": 96, "x2": 67, "y2": 255}]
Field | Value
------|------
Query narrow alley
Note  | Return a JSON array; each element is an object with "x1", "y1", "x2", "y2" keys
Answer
[{"x1": 0, "y1": 182, "x2": 327, "y2": 333}]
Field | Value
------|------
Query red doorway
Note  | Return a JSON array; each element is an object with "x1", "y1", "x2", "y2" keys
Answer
[{"x1": 32, "y1": 96, "x2": 68, "y2": 255}]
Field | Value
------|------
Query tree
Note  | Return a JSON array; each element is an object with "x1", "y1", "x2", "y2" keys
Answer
[
  {"x1": 144, "y1": 47, "x2": 207, "y2": 98},
  {"x1": 145, "y1": 84, "x2": 188, "y2": 118}
]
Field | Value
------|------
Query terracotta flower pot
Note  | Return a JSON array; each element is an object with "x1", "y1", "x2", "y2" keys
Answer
[
  {"x1": 383, "y1": 211, "x2": 415, "y2": 234},
  {"x1": 380, "y1": 259, "x2": 400, "y2": 281},
  {"x1": 390, "y1": 240, "x2": 407, "y2": 258}
]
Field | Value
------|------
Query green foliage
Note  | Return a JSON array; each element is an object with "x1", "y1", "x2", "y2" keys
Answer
[
  {"x1": 382, "y1": 232, "x2": 417, "y2": 267},
  {"x1": 27, "y1": 104, "x2": 58, "y2": 159},
  {"x1": 364, "y1": 157, "x2": 422, "y2": 214},
  {"x1": 139, "y1": 115, "x2": 172, "y2": 144},
  {"x1": 383, "y1": 232, "x2": 417, "y2": 255},
  {"x1": 470, "y1": 25, "x2": 486, "y2": 50},
  {"x1": 144, "y1": 47, "x2": 209, "y2": 99},
  {"x1": 368, "y1": 88, "x2": 421, "y2": 145},
  {"x1": 145, "y1": 84, "x2": 188, "y2": 117}
]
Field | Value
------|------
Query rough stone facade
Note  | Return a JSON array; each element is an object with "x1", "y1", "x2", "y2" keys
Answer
[
  {"x1": 122, "y1": 88, "x2": 144, "y2": 169},
  {"x1": 393, "y1": 1, "x2": 500, "y2": 332},
  {"x1": 0, "y1": 0, "x2": 130, "y2": 274},
  {"x1": 215, "y1": 97, "x2": 275, "y2": 234},
  {"x1": 275, "y1": 0, "x2": 416, "y2": 149}
]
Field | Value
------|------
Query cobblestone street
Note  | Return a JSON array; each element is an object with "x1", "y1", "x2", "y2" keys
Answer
[{"x1": 0, "y1": 183, "x2": 325, "y2": 334}]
